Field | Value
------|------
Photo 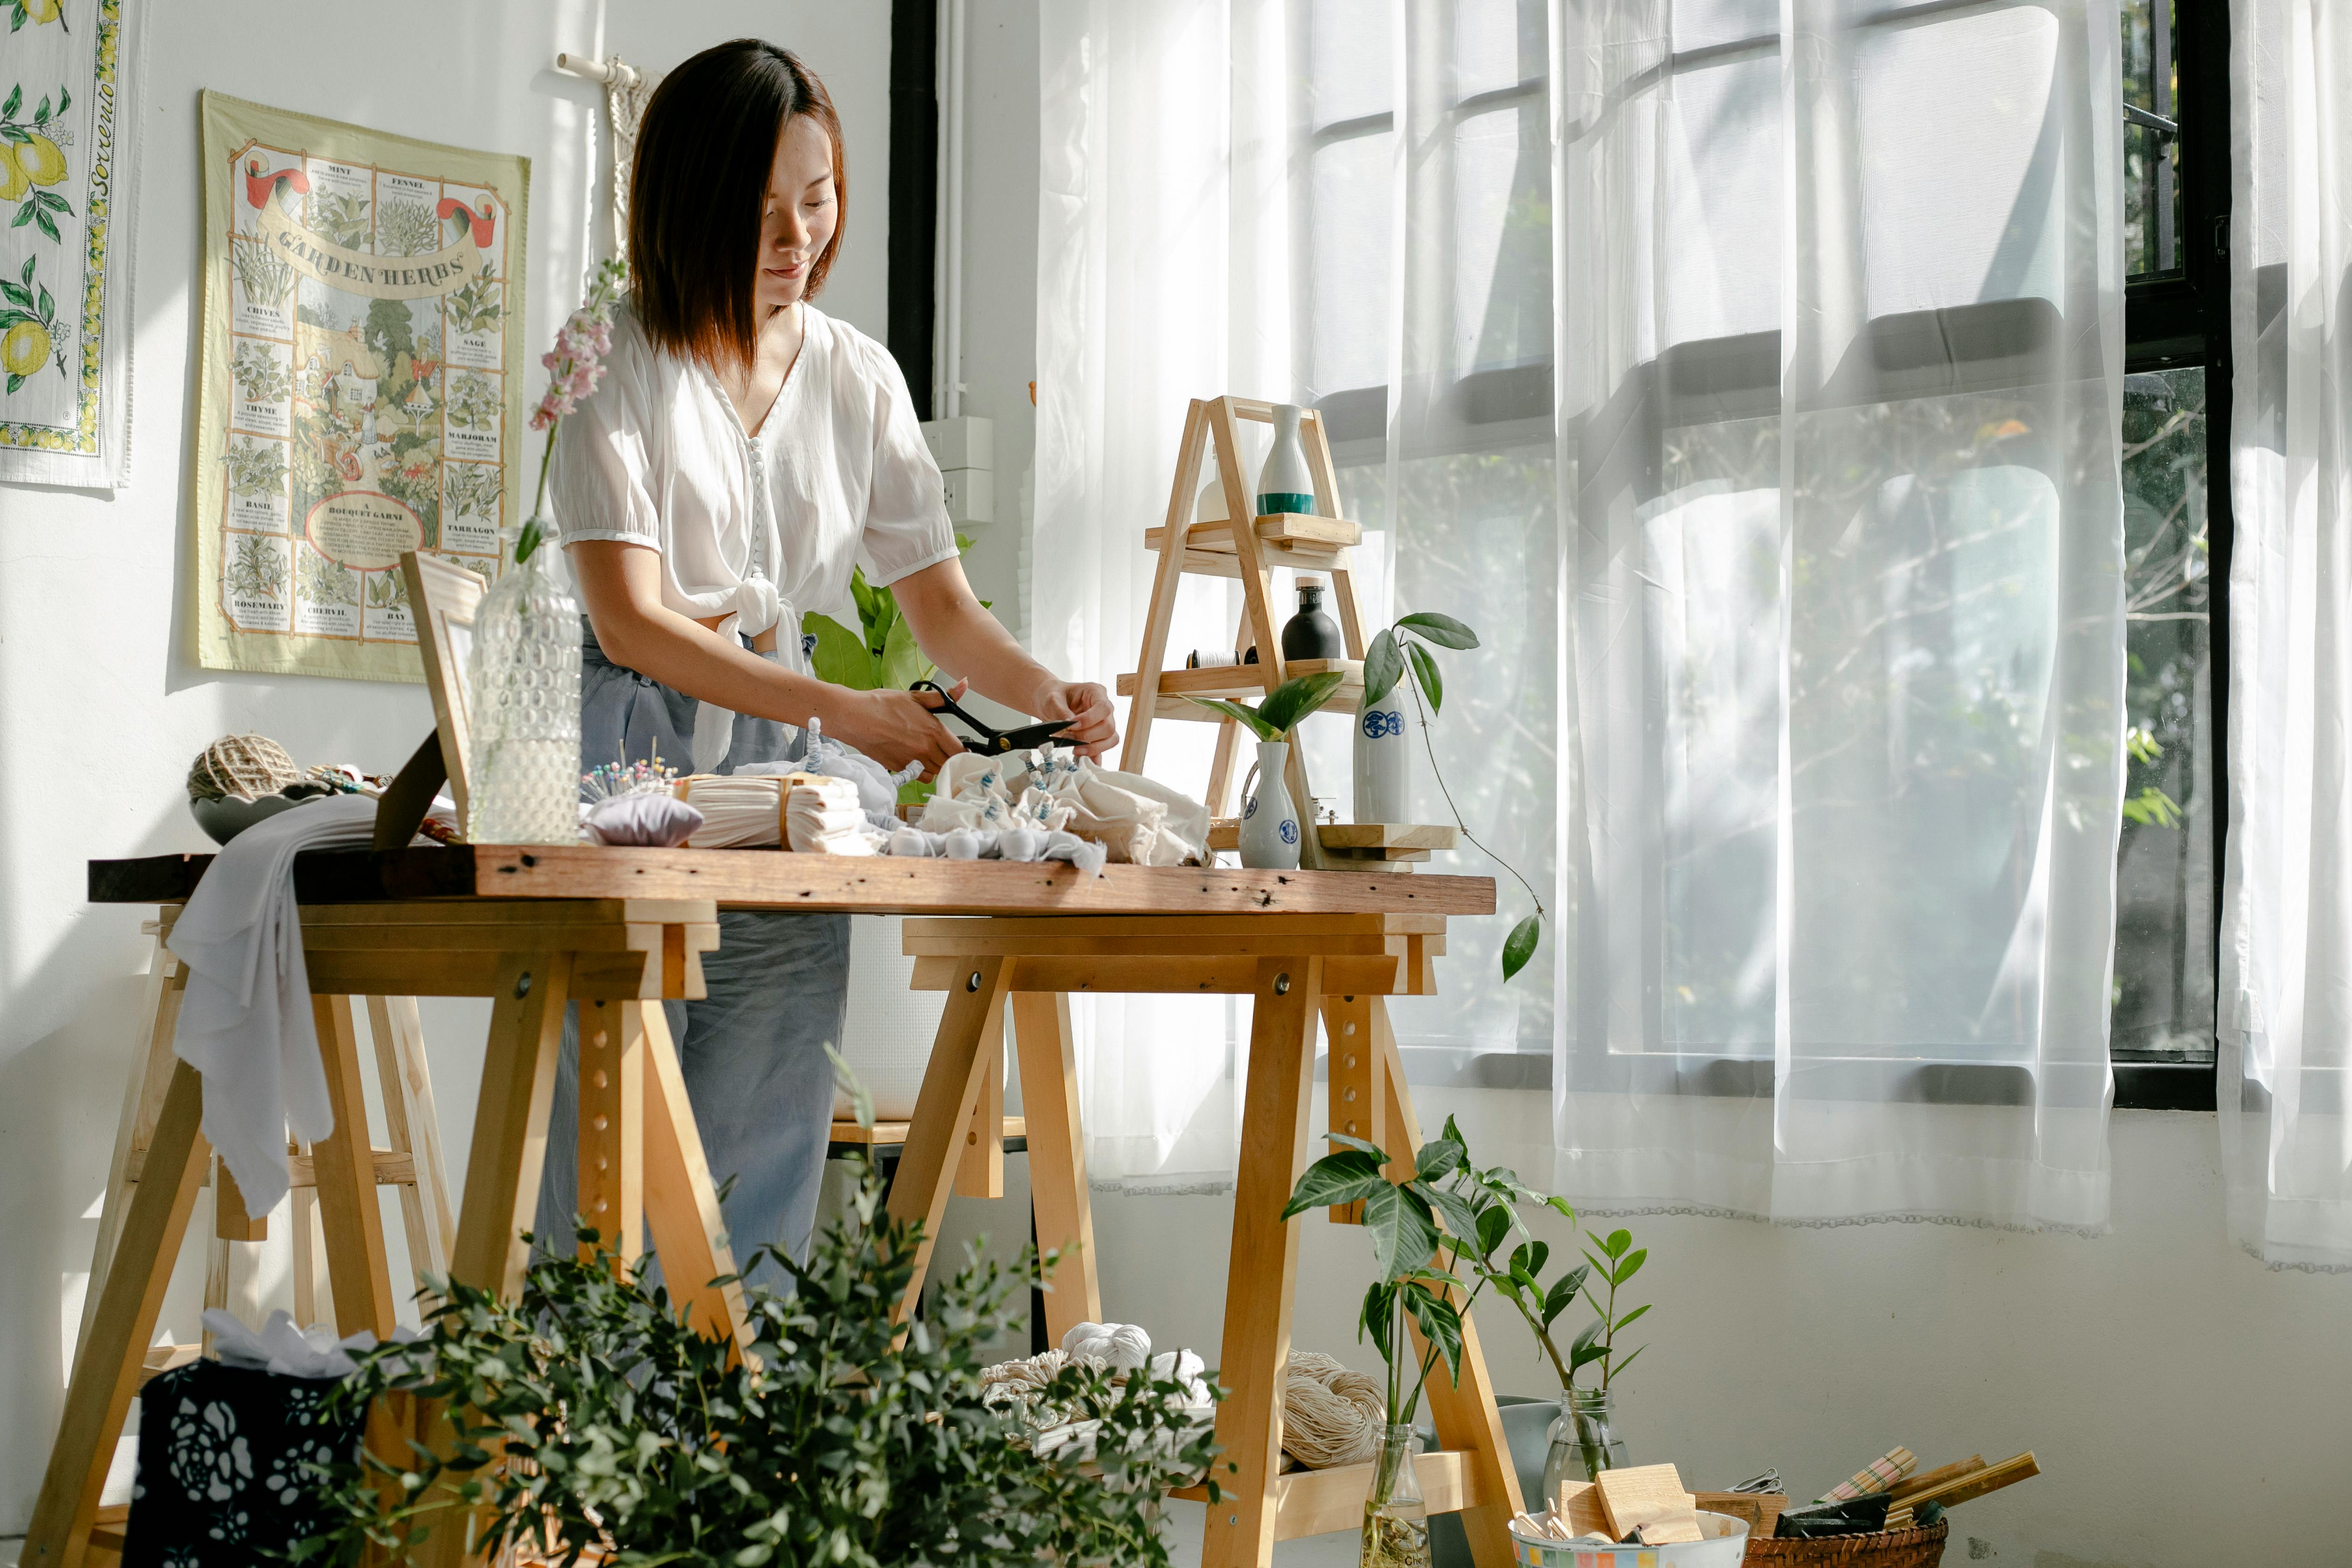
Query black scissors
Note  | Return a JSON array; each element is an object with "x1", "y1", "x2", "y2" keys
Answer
[{"x1": 910, "y1": 679, "x2": 1075, "y2": 756}]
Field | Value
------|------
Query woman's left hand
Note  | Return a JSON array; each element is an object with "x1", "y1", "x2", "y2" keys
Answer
[{"x1": 1036, "y1": 679, "x2": 1118, "y2": 759}]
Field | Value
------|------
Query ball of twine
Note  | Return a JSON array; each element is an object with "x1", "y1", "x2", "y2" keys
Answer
[
  {"x1": 186, "y1": 733, "x2": 301, "y2": 804},
  {"x1": 1281, "y1": 1351, "x2": 1388, "y2": 1470}
]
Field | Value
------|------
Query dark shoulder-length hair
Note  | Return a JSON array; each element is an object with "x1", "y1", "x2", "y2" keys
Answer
[{"x1": 628, "y1": 40, "x2": 846, "y2": 371}]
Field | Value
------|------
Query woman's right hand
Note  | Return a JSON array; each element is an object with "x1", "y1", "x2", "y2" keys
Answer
[{"x1": 825, "y1": 684, "x2": 966, "y2": 777}]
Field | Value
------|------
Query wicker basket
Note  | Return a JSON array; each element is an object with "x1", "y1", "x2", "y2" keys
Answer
[{"x1": 1741, "y1": 1519, "x2": 1948, "y2": 1567}]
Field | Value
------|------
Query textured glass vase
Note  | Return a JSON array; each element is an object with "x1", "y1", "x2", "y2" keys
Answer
[
  {"x1": 1541, "y1": 1387, "x2": 1629, "y2": 1504},
  {"x1": 1359, "y1": 1423, "x2": 1430, "y2": 1568},
  {"x1": 465, "y1": 522, "x2": 582, "y2": 845}
]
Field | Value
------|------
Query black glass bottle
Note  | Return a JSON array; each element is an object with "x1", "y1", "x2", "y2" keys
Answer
[{"x1": 1281, "y1": 578, "x2": 1345, "y2": 662}]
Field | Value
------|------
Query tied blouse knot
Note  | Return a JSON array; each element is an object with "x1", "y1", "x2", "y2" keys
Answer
[{"x1": 548, "y1": 299, "x2": 959, "y2": 769}]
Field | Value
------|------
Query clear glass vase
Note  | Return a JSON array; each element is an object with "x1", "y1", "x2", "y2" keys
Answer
[
  {"x1": 465, "y1": 521, "x2": 582, "y2": 845},
  {"x1": 1360, "y1": 1423, "x2": 1430, "y2": 1568},
  {"x1": 1541, "y1": 1387, "x2": 1629, "y2": 1507}
]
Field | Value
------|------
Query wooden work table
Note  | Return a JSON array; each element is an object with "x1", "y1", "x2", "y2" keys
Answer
[{"x1": 40, "y1": 847, "x2": 1520, "y2": 1568}]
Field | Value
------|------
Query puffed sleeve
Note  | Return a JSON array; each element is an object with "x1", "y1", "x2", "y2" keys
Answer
[
  {"x1": 853, "y1": 329, "x2": 960, "y2": 587},
  {"x1": 550, "y1": 312, "x2": 662, "y2": 550}
]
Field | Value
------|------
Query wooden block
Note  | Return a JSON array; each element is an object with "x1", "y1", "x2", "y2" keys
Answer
[
  {"x1": 212, "y1": 1156, "x2": 267, "y2": 1242},
  {"x1": 1902, "y1": 1450, "x2": 2039, "y2": 1512},
  {"x1": 1593, "y1": 1463, "x2": 1693, "y2": 1539},
  {"x1": 1553, "y1": 1478, "x2": 1610, "y2": 1537},
  {"x1": 1694, "y1": 1491, "x2": 1787, "y2": 1536},
  {"x1": 1886, "y1": 1454, "x2": 1985, "y2": 1504},
  {"x1": 1635, "y1": 1509, "x2": 1704, "y2": 1545}
]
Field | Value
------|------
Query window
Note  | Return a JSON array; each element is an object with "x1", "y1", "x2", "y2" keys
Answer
[{"x1": 1291, "y1": 1, "x2": 2231, "y2": 1106}]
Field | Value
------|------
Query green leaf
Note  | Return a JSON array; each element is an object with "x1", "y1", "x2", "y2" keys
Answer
[
  {"x1": 1410, "y1": 1180, "x2": 1480, "y2": 1251},
  {"x1": 878, "y1": 612, "x2": 926, "y2": 691},
  {"x1": 1474, "y1": 1200, "x2": 1513, "y2": 1258},
  {"x1": 1322, "y1": 1130, "x2": 1388, "y2": 1160},
  {"x1": 21, "y1": 253, "x2": 33, "y2": 284},
  {"x1": 5, "y1": 85, "x2": 21, "y2": 119},
  {"x1": 1359, "y1": 1280, "x2": 1396, "y2": 1362},
  {"x1": 1612, "y1": 1247, "x2": 1647, "y2": 1286},
  {"x1": 1608, "y1": 1344, "x2": 1645, "y2": 1381},
  {"x1": 1404, "y1": 1285, "x2": 1464, "y2": 1388},
  {"x1": 848, "y1": 569, "x2": 879, "y2": 627},
  {"x1": 1183, "y1": 695, "x2": 1279, "y2": 742},
  {"x1": 35, "y1": 189, "x2": 67, "y2": 211},
  {"x1": 1406, "y1": 640, "x2": 1442, "y2": 714},
  {"x1": 1513, "y1": 1239, "x2": 1549, "y2": 1280},
  {"x1": 1414, "y1": 1137, "x2": 1463, "y2": 1184},
  {"x1": 36, "y1": 284, "x2": 49, "y2": 319},
  {"x1": 56, "y1": 83, "x2": 66, "y2": 114},
  {"x1": 8, "y1": 12, "x2": 21, "y2": 34},
  {"x1": 1362, "y1": 628, "x2": 1404, "y2": 708},
  {"x1": 1546, "y1": 1194, "x2": 1577, "y2": 1220},
  {"x1": 1611, "y1": 1302, "x2": 1650, "y2": 1334},
  {"x1": 1568, "y1": 1316, "x2": 1608, "y2": 1372},
  {"x1": 1257, "y1": 669, "x2": 1346, "y2": 736},
  {"x1": 1502, "y1": 914, "x2": 1542, "y2": 981},
  {"x1": 0, "y1": 280, "x2": 29, "y2": 307},
  {"x1": 1541, "y1": 1264, "x2": 1590, "y2": 1329},
  {"x1": 513, "y1": 517, "x2": 544, "y2": 564},
  {"x1": 4, "y1": 372, "x2": 20, "y2": 395},
  {"x1": 1281, "y1": 1150, "x2": 1392, "y2": 1219},
  {"x1": 1395, "y1": 611, "x2": 1479, "y2": 650},
  {"x1": 8, "y1": 203, "x2": 31, "y2": 230},
  {"x1": 1602, "y1": 1228, "x2": 1632, "y2": 1259},
  {"x1": 33, "y1": 95, "x2": 46, "y2": 125},
  {"x1": 1359, "y1": 1181, "x2": 1441, "y2": 1281},
  {"x1": 32, "y1": 209, "x2": 56, "y2": 242},
  {"x1": 806, "y1": 611, "x2": 882, "y2": 690}
]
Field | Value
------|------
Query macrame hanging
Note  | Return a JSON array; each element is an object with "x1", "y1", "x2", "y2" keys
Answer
[{"x1": 600, "y1": 56, "x2": 653, "y2": 263}]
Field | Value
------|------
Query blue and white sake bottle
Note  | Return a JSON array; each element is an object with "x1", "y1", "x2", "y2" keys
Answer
[
  {"x1": 1239, "y1": 740, "x2": 1303, "y2": 870},
  {"x1": 1354, "y1": 685, "x2": 1408, "y2": 824}
]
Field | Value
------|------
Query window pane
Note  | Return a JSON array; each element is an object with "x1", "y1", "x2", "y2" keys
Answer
[
  {"x1": 1453, "y1": 101, "x2": 1551, "y2": 378},
  {"x1": 1309, "y1": 133, "x2": 1394, "y2": 396},
  {"x1": 1310, "y1": 0, "x2": 1390, "y2": 127},
  {"x1": 2122, "y1": 0, "x2": 2180, "y2": 278},
  {"x1": 2114, "y1": 366, "x2": 2213, "y2": 1059},
  {"x1": 1452, "y1": 0, "x2": 1544, "y2": 100}
]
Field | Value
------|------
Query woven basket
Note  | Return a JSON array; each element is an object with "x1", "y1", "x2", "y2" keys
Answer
[{"x1": 1742, "y1": 1519, "x2": 1948, "y2": 1567}]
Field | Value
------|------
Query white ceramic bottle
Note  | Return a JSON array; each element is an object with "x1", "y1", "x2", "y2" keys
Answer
[
  {"x1": 1256, "y1": 404, "x2": 1316, "y2": 516},
  {"x1": 1354, "y1": 684, "x2": 1408, "y2": 824},
  {"x1": 1238, "y1": 740, "x2": 1302, "y2": 870}
]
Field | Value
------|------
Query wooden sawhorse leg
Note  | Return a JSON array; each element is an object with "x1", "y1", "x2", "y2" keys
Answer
[{"x1": 1012, "y1": 991, "x2": 1102, "y2": 1341}]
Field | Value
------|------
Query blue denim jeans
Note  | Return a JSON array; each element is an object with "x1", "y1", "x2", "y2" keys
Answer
[{"x1": 533, "y1": 621, "x2": 848, "y2": 1289}]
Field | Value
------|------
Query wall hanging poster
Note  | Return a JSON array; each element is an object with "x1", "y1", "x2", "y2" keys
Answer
[
  {"x1": 192, "y1": 91, "x2": 529, "y2": 681},
  {"x1": 0, "y1": 0, "x2": 140, "y2": 489}
]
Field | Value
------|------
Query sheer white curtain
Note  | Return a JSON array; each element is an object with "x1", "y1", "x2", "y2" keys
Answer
[
  {"x1": 2219, "y1": 0, "x2": 2352, "y2": 1270},
  {"x1": 1036, "y1": 0, "x2": 2129, "y2": 1225},
  {"x1": 1552, "y1": 0, "x2": 2126, "y2": 1230}
]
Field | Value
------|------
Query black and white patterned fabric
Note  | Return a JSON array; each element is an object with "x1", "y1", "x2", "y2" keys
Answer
[{"x1": 123, "y1": 1358, "x2": 362, "y2": 1566}]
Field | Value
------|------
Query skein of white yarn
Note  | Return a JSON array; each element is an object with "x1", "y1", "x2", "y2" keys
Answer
[
  {"x1": 1281, "y1": 1351, "x2": 1388, "y2": 1470},
  {"x1": 1060, "y1": 1320, "x2": 1153, "y2": 1372}
]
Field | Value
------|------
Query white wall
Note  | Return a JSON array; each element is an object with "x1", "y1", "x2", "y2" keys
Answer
[{"x1": 0, "y1": 0, "x2": 894, "y2": 1531}]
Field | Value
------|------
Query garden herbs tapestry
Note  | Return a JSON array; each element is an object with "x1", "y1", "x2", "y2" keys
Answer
[
  {"x1": 192, "y1": 91, "x2": 528, "y2": 681},
  {"x1": 0, "y1": 0, "x2": 140, "y2": 489}
]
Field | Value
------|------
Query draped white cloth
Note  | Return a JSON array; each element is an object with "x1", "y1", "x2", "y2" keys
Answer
[
  {"x1": 1036, "y1": 0, "x2": 2128, "y2": 1225},
  {"x1": 2219, "y1": 0, "x2": 2352, "y2": 1270}
]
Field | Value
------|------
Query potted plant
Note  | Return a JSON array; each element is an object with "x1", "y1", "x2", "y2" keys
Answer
[
  {"x1": 294, "y1": 1059, "x2": 1225, "y2": 1567},
  {"x1": 1359, "y1": 613, "x2": 1547, "y2": 983},
  {"x1": 1280, "y1": 1117, "x2": 1567, "y2": 1568},
  {"x1": 1475, "y1": 1215, "x2": 1652, "y2": 1502},
  {"x1": 1187, "y1": 669, "x2": 1347, "y2": 869}
]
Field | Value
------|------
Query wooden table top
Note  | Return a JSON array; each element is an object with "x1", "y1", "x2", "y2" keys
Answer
[{"x1": 88, "y1": 844, "x2": 1497, "y2": 919}]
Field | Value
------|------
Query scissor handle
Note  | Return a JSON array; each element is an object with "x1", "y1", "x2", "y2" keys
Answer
[{"x1": 910, "y1": 679, "x2": 997, "y2": 743}]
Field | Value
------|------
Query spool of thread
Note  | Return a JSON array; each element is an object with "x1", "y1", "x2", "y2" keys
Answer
[{"x1": 1185, "y1": 646, "x2": 1260, "y2": 669}]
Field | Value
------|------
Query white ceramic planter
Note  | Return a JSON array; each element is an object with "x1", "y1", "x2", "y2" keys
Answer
[{"x1": 1353, "y1": 690, "x2": 1408, "y2": 823}]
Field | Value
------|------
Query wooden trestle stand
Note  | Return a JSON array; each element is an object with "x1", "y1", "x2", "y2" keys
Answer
[{"x1": 42, "y1": 802, "x2": 1519, "y2": 1568}]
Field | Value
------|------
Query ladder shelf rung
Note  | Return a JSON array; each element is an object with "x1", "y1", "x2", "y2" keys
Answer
[{"x1": 1117, "y1": 658, "x2": 1362, "y2": 700}]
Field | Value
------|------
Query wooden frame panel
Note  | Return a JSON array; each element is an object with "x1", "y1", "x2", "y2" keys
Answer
[{"x1": 399, "y1": 549, "x2": 488, "y2": 831}]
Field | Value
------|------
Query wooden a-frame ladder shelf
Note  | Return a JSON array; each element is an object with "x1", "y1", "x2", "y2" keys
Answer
[{"x1": 1118, "y1": 393, "x2": 1455, "y2": 869}]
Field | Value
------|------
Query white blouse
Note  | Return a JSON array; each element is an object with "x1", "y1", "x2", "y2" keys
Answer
[{"x1": 550, "y1": 299, "x2": 958, "y2": 671}]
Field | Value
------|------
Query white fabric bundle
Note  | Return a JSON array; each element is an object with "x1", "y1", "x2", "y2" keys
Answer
[
  {"x1": 786, "y1": 774, "x2": 881, "y2": 854},
  {"x1": 888, "y1": 821, "x2": 1109, "y2": 876},
  {"x1": 581, "y1": 791, "x2": 703, "y2": 847},
  {"x1": 201, "y1": 1308, "x2": 422, "y2": 1379},
  {"x1": 920, "y1": 746, "x2": 1207, "y2": 865},
  {"x1": 739, "y1": 716, "x2": 917, "y2": 830},
  {"x1": 673, "y1": 774, "x2": 791, "y2": 848},
  {"x1": 168, "y1": 792, "x2": 383, "y2": 1215}
]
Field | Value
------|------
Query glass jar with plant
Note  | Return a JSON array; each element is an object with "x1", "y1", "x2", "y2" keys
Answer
[
  {"x1": 1187, "y1": 669, "x2": 1348, "y2": 870},
  {"x1": 1360, "y1": 613, "x2": 1547, "y2": 982},
  {"x1": 293, "y1": 1055, "x2": 1228, "y2": 1567},
  {"x1": 1478, "y1": 1218, "x2": 1652, "y2": 1501},
  {"x1": 1281, "y1": 1115, "x2": 1564, "y2": 1568}
]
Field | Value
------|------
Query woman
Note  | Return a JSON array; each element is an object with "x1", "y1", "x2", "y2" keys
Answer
[{"x1": 534, "y1": 40, "x2": 1114, "y2": 1281}]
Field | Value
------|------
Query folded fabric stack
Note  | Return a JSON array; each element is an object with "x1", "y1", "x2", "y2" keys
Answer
[
  {"x1": 889, "y1": 821, "x2": 1109, "y2": 876},
  {"x1": 672, "y1": 774, "x2": 793, "y2": 849},
  {"x1": 739, "y1": 716, "x2": 918, "y2": 833},
  {"x1": 786, "y1": 774, "x2": 882, "y2": 855}
]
